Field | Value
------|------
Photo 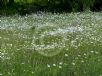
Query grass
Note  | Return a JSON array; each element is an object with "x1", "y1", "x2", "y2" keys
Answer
[{"x1": 0, "y1": 12, "x2": 102, "y2": 76}]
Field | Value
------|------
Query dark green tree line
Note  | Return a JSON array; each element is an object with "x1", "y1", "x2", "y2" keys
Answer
[{"x1": 0, "y1": 0, "x2": 102, "y2": 15}]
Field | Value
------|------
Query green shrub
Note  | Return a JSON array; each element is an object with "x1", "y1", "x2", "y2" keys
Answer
[
  {"x1": 0, "y1": 0, "x2": 102, "y2": 15},
  {"x1": 78, "y1": 0, "x2": 95, "y2": 11}
]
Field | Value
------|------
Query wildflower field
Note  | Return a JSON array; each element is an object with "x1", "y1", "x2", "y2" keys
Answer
[{"x1": 0, "y1": 12, "x2": 102, "y2": 76}]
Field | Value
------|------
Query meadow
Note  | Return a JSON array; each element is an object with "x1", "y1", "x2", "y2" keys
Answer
[{"x1": 0, "y1": 12, "x2": 102, "y2": 76}]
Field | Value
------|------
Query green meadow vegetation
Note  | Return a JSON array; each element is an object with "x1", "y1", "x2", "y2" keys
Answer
[
  {"x1": 0, "y1": 12, "x2": 102, "y2": 76},
  {"x1": 0, "y1": 0, "x2": 102, "y2": 76}
]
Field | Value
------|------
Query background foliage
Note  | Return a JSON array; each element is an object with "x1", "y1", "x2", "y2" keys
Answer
[{"x1": 0, "y1": 0, "x2": 102, "y2": 15}]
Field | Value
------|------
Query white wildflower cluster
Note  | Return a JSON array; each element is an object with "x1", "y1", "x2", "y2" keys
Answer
[
  {"x1": 47, "y1": 62, "x2": 63, "y2": 68},
  {"x1": 0, "y1": 50, "x2": 10, "y2": 61},
  {"x1": 31, "y1": 22, "x2": 85, "y2": 56}
]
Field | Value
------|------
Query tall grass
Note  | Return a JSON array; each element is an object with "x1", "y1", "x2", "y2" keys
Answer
[{"x1": 0, "y1": 12, "x2": 102, "y2": 76}]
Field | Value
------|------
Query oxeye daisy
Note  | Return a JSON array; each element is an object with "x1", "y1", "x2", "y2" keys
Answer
[{"x1": 47, "y1": 64, "x2": 51, "y2": 68}]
